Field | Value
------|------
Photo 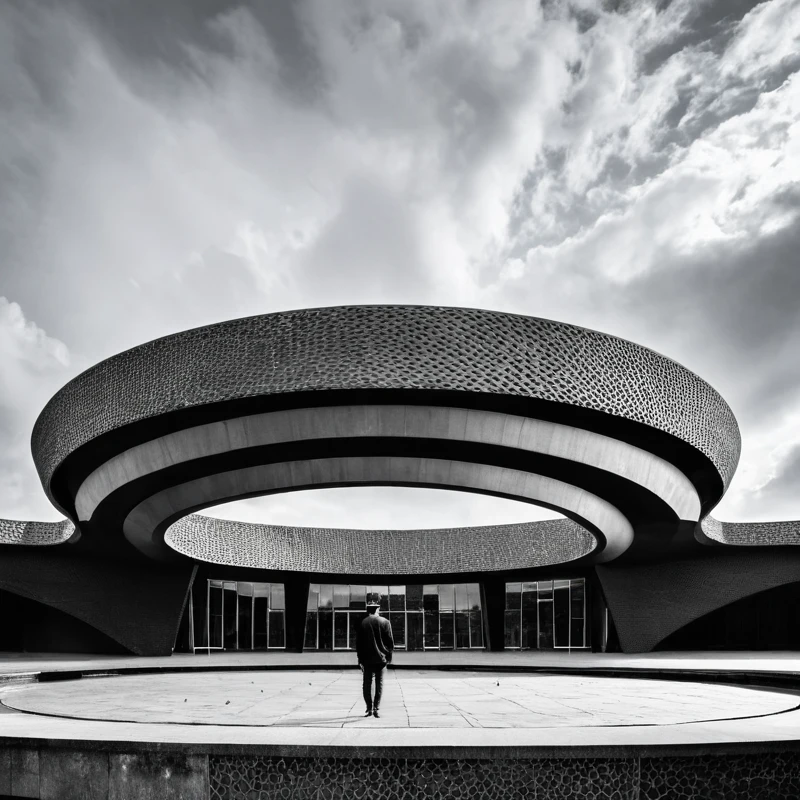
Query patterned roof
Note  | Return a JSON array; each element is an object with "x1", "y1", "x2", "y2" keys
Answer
[
  {"x1": 164, "y1": 514, "x2": 597, "y2": 573},
  {"x1": 32, "y1": 306, "x2": 740, "y2": 499}
]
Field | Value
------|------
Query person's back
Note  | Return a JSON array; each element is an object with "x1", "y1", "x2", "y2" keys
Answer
[
  {"x1": 356, "y1": 603, "x2": 394, "y2": 717},
  {"x1": 357, "y1": 613, "x2": 393, "y2": 666}
]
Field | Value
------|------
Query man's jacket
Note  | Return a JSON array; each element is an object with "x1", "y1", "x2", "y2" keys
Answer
[{"x1": 356, "y1": 613, "x2": 394, "y2": 666}]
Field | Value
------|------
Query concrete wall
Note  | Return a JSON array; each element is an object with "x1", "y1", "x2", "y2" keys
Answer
[
  {"x1": 2, "y1": 743, "x2": 800, "y2": 799},
  {"x1": 0, "y1": 546, "x2": 196, "y2": 656},
  {"x1": 597, "y1": 548, "x2": 800, "y2": 652}
]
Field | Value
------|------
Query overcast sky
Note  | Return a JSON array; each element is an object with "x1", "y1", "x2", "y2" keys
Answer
[{"x1": 1, "y1": 0, "x2": 799, "y2": 529}]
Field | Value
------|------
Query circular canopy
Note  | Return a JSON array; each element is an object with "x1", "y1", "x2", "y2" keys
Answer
[{"x1": 31, "y1": 305, "x2": 740, "y2": 567}]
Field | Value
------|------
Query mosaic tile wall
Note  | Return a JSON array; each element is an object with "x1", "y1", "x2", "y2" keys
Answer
[
  {"x1": 700, "y1": 515, "x2": 800, "y2": 546},
  {"x1": 209, "y1": 752, "x2": 800, "y2": 800},
  {"x1": 165, "y1": 514, "x2": 596, "y2": 573},
  {"x1": 32, "y1": 306, "x2": 740, "y2": 498},
  {"x1": 0, "y1": 517, "x2": 74, "y2": 546}
]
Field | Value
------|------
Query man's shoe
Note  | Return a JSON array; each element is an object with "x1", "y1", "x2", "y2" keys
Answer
[
  {"x1": 364, "y1": 709, "x2": 372, "y2": 716},
  {"x1": 373, "y1": 710, "x2": 380, "y2": 718}
]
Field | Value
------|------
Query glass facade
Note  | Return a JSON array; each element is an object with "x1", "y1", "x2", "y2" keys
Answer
[
  {"x1": 304, "y1": 583, "x2": 483, "y2": 650},
  {"x1": 190, "y1": 580, "x2": 286, "y2": 651},
  {"x1": 504, "y1": 579, "x2": 588, "y2": 649}
]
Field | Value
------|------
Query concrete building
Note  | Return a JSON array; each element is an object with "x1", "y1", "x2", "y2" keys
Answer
[{"x1": 2, "y1": 305, "x2": 799, "y2": 657}]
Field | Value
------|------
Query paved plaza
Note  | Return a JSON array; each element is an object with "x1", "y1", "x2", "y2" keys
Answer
[{"x1": 2, "y1": 668, "x2": 797, "y2": 730}]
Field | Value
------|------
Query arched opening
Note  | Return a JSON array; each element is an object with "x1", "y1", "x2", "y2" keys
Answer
[{"x1": 202, "y1": 486, "x2": 558, "y2": 530}]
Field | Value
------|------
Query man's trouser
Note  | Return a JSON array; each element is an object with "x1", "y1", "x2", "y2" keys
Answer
[{"x1": 362, "y1": 664, "x2": 386, "y2": 710}]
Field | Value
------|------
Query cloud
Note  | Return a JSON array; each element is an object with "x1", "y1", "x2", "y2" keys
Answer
[
  {"x1": 0, "y1": 299, "x2": 75, "y2": 520},
  {"x1": 0, "y1": 0, "x2": 799, "y2": 526}
]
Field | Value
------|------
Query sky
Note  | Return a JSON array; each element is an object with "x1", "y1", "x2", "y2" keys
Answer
[{"x1": 1, "y1": 0, "x2": 799, "y2": 529}]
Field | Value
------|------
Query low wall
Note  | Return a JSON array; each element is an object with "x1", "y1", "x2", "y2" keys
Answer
[{"x1": 3, "y1": 743, "x2": 800, "y2": 800}]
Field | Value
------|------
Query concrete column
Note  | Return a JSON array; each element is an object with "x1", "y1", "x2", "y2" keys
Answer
[
  {"x1": 481, "y1": 579, "x2": 506, "y2": 651},
  {"x1": 284, "y1": 578, "x2": 311, "y2": 653}
]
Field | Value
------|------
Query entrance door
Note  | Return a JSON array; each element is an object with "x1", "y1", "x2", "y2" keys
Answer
[{"x1": 406, "y1": 613, "x2": 424, "y2": 651}]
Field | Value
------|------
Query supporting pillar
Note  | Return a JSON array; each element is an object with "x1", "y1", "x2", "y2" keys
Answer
[
  {"x1": 481, "y1": 579, "x2": 506, "y2": 651},
  {"x1": 284, "y1": 577, "x2": 311, "y2": 653}
]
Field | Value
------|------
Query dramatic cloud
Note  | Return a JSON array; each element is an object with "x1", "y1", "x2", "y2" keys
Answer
[{"x1": 1, "y1": 0, "x2": 798, "y2": 525}]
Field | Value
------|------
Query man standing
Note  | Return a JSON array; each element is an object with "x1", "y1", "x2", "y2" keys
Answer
[{"x1": 356, "y1": 599, "x2": 394, "y2": 718}]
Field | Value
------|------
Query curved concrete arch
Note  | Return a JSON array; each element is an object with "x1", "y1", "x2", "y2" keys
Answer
[
  {"x1": 164, "y1": 514, "x2": 597, "y2": 574},
  {"x1": 124, "y1": 456, "x2": 634, "y2": 562},
  {"x1": 74, "y1": 405, "x2": 701, "y2": 524},
  {"x1": 698, "y1": 515, "x2": 800, "y2": 546},
  {"x1": 33, "y1": 306, "x2": 740, "y2": 512},
  {"x1": 0, "y1": 517, "x2": 76, "y2": 546},
  {"x1": 29, "y1": 306, "x2": 740, "y2": 568}
]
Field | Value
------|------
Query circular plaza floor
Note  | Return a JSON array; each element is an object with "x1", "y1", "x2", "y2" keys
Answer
[{"x1": 2, "y1": 669, "x2": 797, "y2": 730}]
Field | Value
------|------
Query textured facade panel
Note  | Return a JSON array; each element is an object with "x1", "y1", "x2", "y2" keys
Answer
[
  {"x1": 210, "y1": 755, "x2": 639, "y2": 800},
  {"x1": 165, "y1": 514, "x2": 596, "y2": 574},
  {"x1": 32, "y1": 306, "x2": 740, "y2": 494},
  {"x1": 209, "y1": 753, "x2": 800, "y2": 800},
  {"x1": 0, "y1": 517, "x2": 74, "y2": 546},
  {"x1": 597, "y1": 549, "x2": 800, "y2": 652},
  {"x1": 700, "y1": 515, "x2": 800, "y2": 546}
]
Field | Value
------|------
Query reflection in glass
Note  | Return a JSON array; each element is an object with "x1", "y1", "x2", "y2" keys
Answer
[
  {"x1": 440, "y1": 613, "x2": 454, "y2": 649},
  {"x1": 407, "y1": 613, "x2": 424, "y2": 651},
  {"x1": 522, "y1": 583, "x2": 537, "y2": 609},
  {"x1": 439, "y1": 584, "x2": 455, "y2": 611},
  {"x1": 268, "y1": 610, "x2": 285, "y2": 648},
  {"x1": 406, "y1": 585, "x2": 423, "y2": 611},
  {"x1": 349, "y1": 611, "x2": 361, "y2": 649},
  {"x1": 504, "y1": 610, "x2": 520, "y2": 648},
  {"x1": 318, "y1": 610, "x2": 333, "y2": 650},
  {"x1": 424, "y1": 611, "x2": 439, "y2": 648},
  {"x1": 254, "y1": 595, "x2": 268, "y2": 650},
  {"x1": 334, "y1": 612, "x2": 348, "y2": 648},
  {"x1": 554, "y1": 585, "x2": 570, "y2": 647},
  {"x1": 423, "y1": 585, "x2": 439, "y2": 612},
  {"x1": 223, "y1": 585, "x2": 237, "y2": 649},
  {"x1": 271, "y1": 584, "x2": 285, "y2": 610},
  {"x1": 455, "y1": 611, "x2": 470, "y2": 649},
  {"x1": 505, "y1": 583, "x2": 522, "y2": 611},
  {"x1": 390, "y1": 612, "x2": 406, "y2": 648},
  {"x1": 504, "y1": 578, "x2": 588, "y2": 651},
  {"x1": 304, "y1": 612, "x2": 317, "y2": 649},
  {"x1": 238, "y1": 593, "x2": 252, "y2": 650},
  {"x1": 521, "y1": 609, "x2": 537, "y2": 649},
  {"x1": 469, "y1": 610, "x2": 483, "y2": 648},
  {"x1": 538, "y1": 601, "x2": 554, "y2": 649},
  {"x1": 334, "y1": 585, "x2": 349, "y2": 609},
  {"x1": 319, "y1": 584, "x2": 333, "y2": 609},
  {"x1": 350, "y1": 586, "x2": 366, "y2": 609}
]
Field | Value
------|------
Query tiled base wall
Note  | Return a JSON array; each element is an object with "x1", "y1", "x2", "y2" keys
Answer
[
  {"x1": 3, "y1": 746, "x2": 800, "y2": 799},
  {"x1": 210, "y1": 752, "x2": 800, "y2": 800}
]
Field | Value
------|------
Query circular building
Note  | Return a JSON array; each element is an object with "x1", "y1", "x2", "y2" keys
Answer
[{"x1": 2, "y1": 305, "x2": 798, "y2": 657}]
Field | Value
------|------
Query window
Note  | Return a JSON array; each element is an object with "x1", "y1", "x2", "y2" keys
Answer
[
  {"x1": 503, "y1": 578, "x2": 588, "y2": 650},
  {"x1": 190, "y1": 580, "x2": 286, "y2": 651},
  {"x1": 304, "y1": 584, "x2": 484, "y2": 651}
]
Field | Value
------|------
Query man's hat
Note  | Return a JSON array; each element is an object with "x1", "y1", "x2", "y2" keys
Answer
[{"x1": 366, "y1": 596, "x2": 381, "y2": 609}]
